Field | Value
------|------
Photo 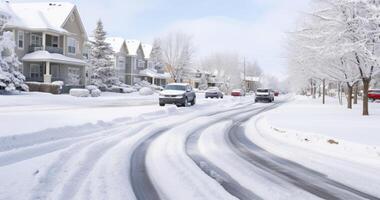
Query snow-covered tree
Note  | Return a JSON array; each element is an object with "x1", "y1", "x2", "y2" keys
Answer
[
  {"x1": 287, "y1": 0, "x2": 380, "y2": 115},
  {"x1": 160, "y1": 32, "x2": 194, "y2": 82},
  {"x1": 89, "y1": 20, "x2": 117, "y2": 88},
  {"x1": 201, "y1": 53, "x2": 242, "y2": 92},
  {"x1": 150, "y1": 38, "x2": 164, "y2": 70},
  {"x1": 0, "y1": 17, "x2": 28, "y2": 93}
]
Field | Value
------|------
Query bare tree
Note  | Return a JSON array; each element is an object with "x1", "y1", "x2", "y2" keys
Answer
[{"x1": 159, "y1": 32, "x2": 194, "y2": 82}]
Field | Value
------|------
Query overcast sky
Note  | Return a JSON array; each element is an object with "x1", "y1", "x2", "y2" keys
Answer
[{"x1": 13, "y1": 0, "x2": 310, "y2": 78}]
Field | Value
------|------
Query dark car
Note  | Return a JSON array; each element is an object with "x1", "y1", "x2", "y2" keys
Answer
[
  {"x1": 205, "y1": 87, "x2": 224, "y2": 99},
  {"x1": 369, "y1": 89, "x2": 380, "y2": 102},
  {"x1": 255, "y1": 88, "x2": 275, "y2": 103},
  {"x1": 159, "y1": 83, "x2": 196, "y2": 107}
]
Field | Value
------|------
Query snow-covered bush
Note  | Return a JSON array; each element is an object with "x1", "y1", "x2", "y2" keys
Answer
[
  {"x1": 86, "y1": 85, "x2": 101, "y2": 97},
  {"x1": 139, "y1": 87, "x2": 154, "y2": 95},
  {"x1": 0, "y1": 31, "x2": 28, "y2": 93},
  {"x1": 52, "y1": 81, "x2": 64, "y2": 94},
  {"x1": 90, "y1": 88, "x2": 101, "y2": 97},
  {"x1": 69, "y1": 88, "x2": 90, "y2": 97}
]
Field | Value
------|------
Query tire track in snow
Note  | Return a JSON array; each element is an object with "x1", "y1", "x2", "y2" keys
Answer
[
  {"x1": 143, "y1": 102, "x2": 271, "y2": 200},
  {"x1": 184, "y1": 102, "x2": 284, "y2": 200},
  {"x1": 29, "y1": 123, "x2": 150, "y2": 200},
  {"x1": 130, "y1": 101, "x2": 258, "y2": 200},
  {"x1": 226, "y1": 116, "x2": 380, "y2": 200}
]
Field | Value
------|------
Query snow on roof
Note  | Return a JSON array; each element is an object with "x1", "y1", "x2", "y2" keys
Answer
[
  {"x1": 22, "y1": 51, "x2": 86, "y2": 66},
  {"x1": 105, "y1": 37, "x2": 125, "y2": 53},
  {"x1": 2, "y1": 2, "x2": 75, "y2": 33},
  {"x1": 126, "y1": 40, "x2": 141, "y2": 56},
  {"x1": 141, "y1": 43, "x2": 152, "y2": 59}
]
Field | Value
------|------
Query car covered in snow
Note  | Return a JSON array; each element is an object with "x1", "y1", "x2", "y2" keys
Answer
[
  {"x1": 205, "y1": 87, "x2": 224, "y2": 99},
  {"x1": 231, "y1": 89, "x2": 245, "y2": 96},
  {"x1": 159, "y1": 83, "x2": 196, "y2": 107},
  {"x1": 255, "y1": 88, "x2": 275, "y2": 103},
  {"x1": 368, "y1": 89, "x2": 380, "y2": 102}
]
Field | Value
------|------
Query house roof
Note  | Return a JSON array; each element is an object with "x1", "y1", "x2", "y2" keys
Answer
[
  {"x1": 22, "y1": 51, "x2": 86, "y2": 66},
  {"x1": 141, "y1": 43, "x2": 152, "y2": 59},
  {"x1": 2, "y1": 2, "x2": 82, "y2": 34},
  {"x1": 125, "y1": 40, "x2": 141, "y2": 56},
  {"x1": 105, "y1": 37, "x2": 126, "y2": 53}
]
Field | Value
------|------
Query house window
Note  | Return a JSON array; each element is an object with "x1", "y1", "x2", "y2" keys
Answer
[
  {"x1": 67, "y1": 37, "x2": 77, "y2": 54},
  {"x1": 17, "y1": 31, "x2": 24, "y2": 49},
  {"x1": 46, "y1": 35, "x2": 59, "y2": 47},
  {"x1": 30, "y1": 64, "x2": 41, "y2": 79},
  {"x1": 31, "y1": 34, "x2": 42, "y2": 47}
]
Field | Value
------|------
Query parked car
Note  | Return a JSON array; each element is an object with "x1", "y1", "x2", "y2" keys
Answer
[
  {"x1": 368, "y1": 89, "x2": 380, "y2": 102},
  {"x1": 274, "y1": 90, "x2": 280, "y2": 96},
  {"x1": 159, "y1": 83, "x2": 196, "y2": 107},
  {"x1": 255, "y1": 88, "x2": 275, "y2": 103},
  {"x1": 205, "y1": 87, "x2": 224, "y2": 99},
  {"x1": 231, "y1": 89, "x2": 245, "y2": 96}
]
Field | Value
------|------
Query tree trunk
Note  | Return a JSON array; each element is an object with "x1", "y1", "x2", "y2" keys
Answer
[
  {"x1": 353, "y1": 83, "x2": 358, "y2": 105},
  {"x1": 362, "y1": 78, "x2": 370, "y2": 116},
  {"x1": 338, "y1": 82, "x2": 342, "y2": 105},
  {"x1": 346, "y1": 83, "x2": 353, "y2": 109},
  {"x1": 322, "y1": 79, "x2": 326, "y2": 104}
]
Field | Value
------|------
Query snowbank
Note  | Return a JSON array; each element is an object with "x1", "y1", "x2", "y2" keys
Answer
[
  {"x1": 69, "y1": 89, "x2": 90, "y2": 97},
  {"x1": 139, "y1": 87, "x2": 154, "y2": 96}
]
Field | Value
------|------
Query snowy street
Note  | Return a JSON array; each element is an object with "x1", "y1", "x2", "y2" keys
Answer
[{"x1": 0, "y1": 93, "x2": 379, "y2": 200}]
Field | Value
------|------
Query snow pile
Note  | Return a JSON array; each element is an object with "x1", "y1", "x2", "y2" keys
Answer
[
  {"x1": 86, "y1": 85, "x2": 101, "y2": 97},
  {"x1": 69, "y1": 88, "x2": 90, "y2": 97},
  {"x1": 139, "y1": 87, "x2": 153, "y2": 96}
]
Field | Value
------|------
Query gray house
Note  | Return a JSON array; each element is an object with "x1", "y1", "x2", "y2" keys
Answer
[
  {"x1": 2, "y1": 2, "x2": 87, "y2": 86},
  {"x1": 106, "y1": 37, "x2": 128, "y2": 83}
]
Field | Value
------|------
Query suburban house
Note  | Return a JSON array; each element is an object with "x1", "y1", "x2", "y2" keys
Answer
[
  {"x1": 140, "y1": 43, "x2": 170, "y2": 86},
  {"x1": 105, "y1": 38, "x2": 170, "y2": 86},
  {"x1": 2, "y1": 2, "x2": 87, "y2": 86},
  {"x1": 105, "y1": 37, "x2": 128, "y2": 83}
]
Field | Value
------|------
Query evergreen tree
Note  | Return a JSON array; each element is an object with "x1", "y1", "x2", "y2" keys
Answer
[
  {"x1": 0, "y1": 22, "x2": 28, "y2": 93},
  {"x1": 89, "y1": 20, "x2": 117, "y2": 88}
]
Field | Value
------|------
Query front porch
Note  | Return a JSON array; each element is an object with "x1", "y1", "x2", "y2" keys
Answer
[{"x1": 22, "y1": 51, "x2": 86, "y2": 86}]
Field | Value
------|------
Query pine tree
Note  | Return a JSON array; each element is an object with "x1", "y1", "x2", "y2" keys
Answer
[
  {"x1": 0, "y1": 27, "x2": 28, "y2": 93},
  {"x1": 89, "y1": 20, "x2": 117, "y2": 88}
]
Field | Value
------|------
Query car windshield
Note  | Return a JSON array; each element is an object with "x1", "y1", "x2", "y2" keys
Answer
[
  {"x1": 165, "y1": 85, "x2": 186, "y2": 91},
  {"x1": 257, "y1": 89, "x2": 269, "y2": 93}
]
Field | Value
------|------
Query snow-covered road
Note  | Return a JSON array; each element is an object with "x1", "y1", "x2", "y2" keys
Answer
[{"x1": 0, "y1": 94, "x2": 379, "y2": 200}]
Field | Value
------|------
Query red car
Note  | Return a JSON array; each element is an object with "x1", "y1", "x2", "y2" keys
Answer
[
  {"x1": 274, "y1": 91, "x2": 280, "y2": 96},
  {"x1": 231, "y1": 89, "x2": 245, "y2": 96},
  {"x1": 368, "y1": 89, "x2": 380, "y2": 102}
]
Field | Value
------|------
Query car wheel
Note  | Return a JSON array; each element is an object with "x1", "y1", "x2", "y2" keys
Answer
[
  {"x1": 191, "y1": 97, "x2": 196, "y2": 106},
  {"x1": 159, "y1": 103, "x2": 165, "y2": 107},
  {"x1": 221, "y1": 95, "x2": 224, "y2": 99},
  {"x1": 183, "y1": 98, "x2": 188, "y2": 107}
]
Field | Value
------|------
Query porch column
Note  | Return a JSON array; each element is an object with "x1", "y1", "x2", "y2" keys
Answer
[
  {"x1": 44, "y1": 61, "x2": 52, "y2": 83},
  {"x1": 42, "y1": 32, "x2": 46, "y2": 51},
  {"x1": 152, "y1": 77, "x2": 155, "y2": 85}
]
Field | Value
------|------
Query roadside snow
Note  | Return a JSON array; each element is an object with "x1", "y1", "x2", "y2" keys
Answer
[{"x1": 244, "y1": 96, "x2": 380, "y2": 197}]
